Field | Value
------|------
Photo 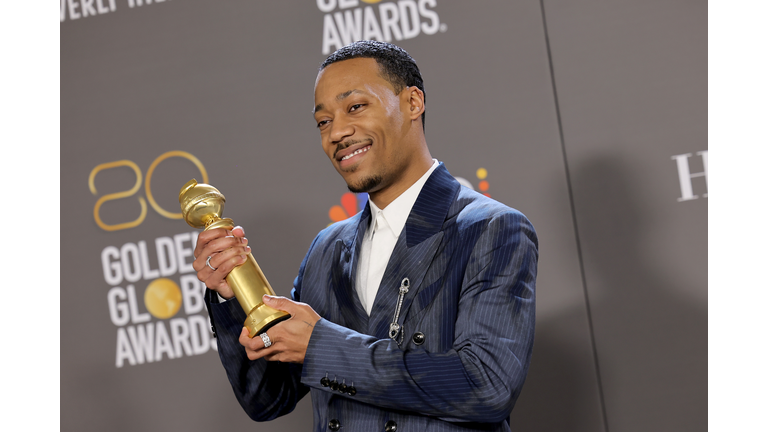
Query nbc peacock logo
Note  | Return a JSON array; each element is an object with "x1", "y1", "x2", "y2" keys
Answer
[
  {"x1": 327, "y1": 167, "x2": 491, "y2": 224},
  {"x1": 329, "y1": 192, "x2": 369, "y2": 224},
  {"x1": 456, "y1": 167, "x2": 491, "y2": 198}
]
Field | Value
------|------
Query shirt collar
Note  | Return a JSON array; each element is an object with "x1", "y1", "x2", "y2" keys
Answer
[{"x1": 367, "y1": 159, "x2": 440, "y2": 238}]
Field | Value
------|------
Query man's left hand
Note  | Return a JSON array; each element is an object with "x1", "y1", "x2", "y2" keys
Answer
[{"x1": 239, "y1": 295, "x2": 321, "y2": 364}]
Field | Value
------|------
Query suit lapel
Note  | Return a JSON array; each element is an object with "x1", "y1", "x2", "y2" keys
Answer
[
  {"x1": 366, "y1": 164, "x2": 461, "y2": 339},
  {"x1": 329, "y1": 203, "x2": 370, "y2": 333}
]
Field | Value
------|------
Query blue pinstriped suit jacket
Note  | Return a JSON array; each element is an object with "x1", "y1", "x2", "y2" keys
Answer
[{"x1": 205, "y1": 163, "x2": 538, "y2": 431}]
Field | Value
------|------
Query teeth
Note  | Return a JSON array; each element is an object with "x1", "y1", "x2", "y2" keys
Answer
[{"x1": 341, "y1": 146, "x2": 369, "y2": 161}]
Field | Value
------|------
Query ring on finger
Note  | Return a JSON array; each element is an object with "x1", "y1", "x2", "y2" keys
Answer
[
  {"x1": 206, "y1": 256, "x2": 217, "y2": 271},
  {"x1": 260, "y1": 332, "x2": 272, "y2": 348}
]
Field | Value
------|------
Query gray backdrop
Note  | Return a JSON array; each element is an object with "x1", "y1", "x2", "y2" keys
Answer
[{"x1": 60, "y1": 1, "x2": 706, "y2": 431}]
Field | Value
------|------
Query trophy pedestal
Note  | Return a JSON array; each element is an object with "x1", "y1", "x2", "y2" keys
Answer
[{"x1": 245, "y1": 304, "x2": 291, "y2": 337}]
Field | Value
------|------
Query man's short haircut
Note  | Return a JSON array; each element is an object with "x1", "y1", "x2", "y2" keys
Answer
[{"x1": 321, "y1": 40, "x2": 426, "y2": 131}]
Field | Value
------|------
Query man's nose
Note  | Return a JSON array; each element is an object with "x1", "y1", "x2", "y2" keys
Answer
[{"x1": 329, "y1": 116, "x2": 354, "y2": 144}]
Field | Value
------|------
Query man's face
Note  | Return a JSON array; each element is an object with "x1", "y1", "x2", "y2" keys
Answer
[{"x1": 313, "y1": 58, "x2": 415, "y2": 194}]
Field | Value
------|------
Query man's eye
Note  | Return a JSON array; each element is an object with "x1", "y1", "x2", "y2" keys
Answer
[
  {"x1": 317, "y1": 120, "x2": 329, "y2": 128},
  {"x1": 350, "y1": 104, "x2": 364, "y2": 112}
]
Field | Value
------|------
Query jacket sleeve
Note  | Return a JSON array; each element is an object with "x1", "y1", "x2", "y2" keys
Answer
[
  {"x1": 299, "y1": 211, "x2": 538, "y2": 423},
  {"x1": 207, "y1": 296, "x2": 309, "y2": 421},
  {"x1": 205, "y1": 233, "x2": 324, "y2": 421},
  {"x1": 205, "y1": 241, "x2": 319, "y2": 421}
]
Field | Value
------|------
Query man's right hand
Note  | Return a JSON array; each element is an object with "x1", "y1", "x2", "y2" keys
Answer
[{"x1": 192, "y1": 226, "x2": 250, "y2": 300}]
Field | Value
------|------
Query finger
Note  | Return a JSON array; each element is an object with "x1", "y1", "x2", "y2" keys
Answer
[
  {"x1": 238, "y1": 326, "x2": 277, "y2": 349},
  {"x1": 240, "y1": 329, "x2": 279, "y2": 361},
  {"x1": 193, "y1": 236, "x2": 248, "y2": 271},
  {"x1": 250, "y1": 348, "x2": 277, "y2": 361},
  {"x1": 245, "y1": 342, "x2": 264, "y2": 361},
  {"x1": 240, "y1": 327, "x2": 269, "y2": 356},
  {"x1": 211, "y1": 254, "x2": 249, "y2": 282},
  {"x1": 238, "y1": 327, "x2": 253, "y2": 348},
  {"x1": 250, "y1": 343, "x2": 281, "y2": 361},
  {"x1": 196, "y1": 253, "x2": 220, "y2": 276},
  {"x1": 210, "y1": 246, "x2": 251, "y2": 270},
  {"x1": 262, "y1": 295, "x2": 299, "y2": 314},
  {"x1": 193, "y1": 228, "x2": 231, "y2": 258},
  {"x1": 203, "y1": 235, "x2": 248, "y2": 257},
  {"x1": 262, "y1": 351, "x2": 284, "y2": 362},
  {"x1": 231, "y1": 226, "x2": 245, "y2": 238},
  {"x1": 200, "y1": 262, "x2": 242, "y2": 297}
]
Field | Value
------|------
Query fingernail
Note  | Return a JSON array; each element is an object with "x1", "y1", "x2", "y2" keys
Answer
[
  {"x1": 241, "y1": 237, "x2": 247, "y2": 244},
  {"x1": 263, "y1": 294, "x2": 275, "y2": 302},
  {"x1": 245, "y1": 246, "x2": 251, "y2": 252}
]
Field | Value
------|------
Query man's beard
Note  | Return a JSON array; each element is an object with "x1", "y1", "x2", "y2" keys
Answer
[{"x1": 347, "y1": 174, "x2": 383, "y2": 193}]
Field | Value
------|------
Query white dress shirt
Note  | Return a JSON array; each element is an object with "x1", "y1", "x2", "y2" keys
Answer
[{"x1": 355, "y1": 159, "x2": 439, "y2": 315}]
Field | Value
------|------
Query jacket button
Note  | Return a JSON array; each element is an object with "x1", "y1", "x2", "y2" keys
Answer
[
  {"x1": 320, "y1": 377, "x2": 330, "y2": 387},
  {"x1": 412, "y1": 332, "x2": 425, "y2": 345},
  {"x1": 385, "y1": 420, "x2": 397, "y2": 432},
  {"x1": 338, "y1": 382, "x2": 348, "y2": 393},
  {"x1": 347, "y1": 386, "x2": 356, "y2": 396},
  {"x1": 328, "y1": 419, "x2": 341, "y2": 431},
  {"x1": 329, "y1": 380, "x2": 339, "y2": 391}
]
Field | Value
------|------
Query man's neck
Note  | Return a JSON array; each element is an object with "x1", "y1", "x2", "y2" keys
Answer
[{"x1": 369, "y1": 152, "x2": 433, "y2": 209}]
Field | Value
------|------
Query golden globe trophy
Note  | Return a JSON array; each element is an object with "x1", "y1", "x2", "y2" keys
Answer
[{"x1": 179, "y1": 179, "x2": 290, "y2": 338}]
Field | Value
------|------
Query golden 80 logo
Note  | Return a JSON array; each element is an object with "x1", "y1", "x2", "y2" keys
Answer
[{"x1": 89, "y1": 151, "x2": 208, "y2": 231}]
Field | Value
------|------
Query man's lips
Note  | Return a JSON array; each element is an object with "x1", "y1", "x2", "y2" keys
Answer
[
  {"x1": 339, "y1": 145, "x2": 371, "y2": 162},
  {"x1": 335, "y1": 140, "x2": 372, "y2": 161}
]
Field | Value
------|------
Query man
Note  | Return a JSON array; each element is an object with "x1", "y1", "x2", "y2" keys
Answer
[{"x1": 194, "y1": 41, "x2": 538, "y2": 431}]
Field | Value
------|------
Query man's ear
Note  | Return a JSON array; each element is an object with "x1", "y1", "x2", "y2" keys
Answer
[{"x1": 405, "y1": 86, "x2": 425, "y2": 122}]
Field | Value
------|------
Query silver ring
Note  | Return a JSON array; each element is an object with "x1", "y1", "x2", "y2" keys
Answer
[
  {"x1": 206, "y1": 256, "x2": 217, "y2": 271},
  {"x1": 260, "y1": 332, "x2": 272, "y2": 348}
]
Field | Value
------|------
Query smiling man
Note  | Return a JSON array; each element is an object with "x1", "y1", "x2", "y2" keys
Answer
[
  {"x1": 194, "y1": 41, "x2": 538, "y2": 431},
  {"x1": 314, "y1": 53, "x2": 432, "y2": 209}
]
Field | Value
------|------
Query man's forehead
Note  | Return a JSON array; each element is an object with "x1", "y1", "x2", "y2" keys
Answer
[{"x1": 314, "y1": 58, "x2": 391, "y2": 93}]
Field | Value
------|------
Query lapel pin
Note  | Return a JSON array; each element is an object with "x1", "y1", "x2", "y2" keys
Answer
[{"x1": 389, "y1": 277, "x2": 410, "y2": 341}]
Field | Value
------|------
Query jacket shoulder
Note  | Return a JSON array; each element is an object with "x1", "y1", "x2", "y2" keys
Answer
[{"x1": 453, "y1": 187, "x2": 532, "y2": 226}]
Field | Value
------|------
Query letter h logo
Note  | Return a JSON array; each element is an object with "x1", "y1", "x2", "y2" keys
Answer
[{"x1": 671, "y1": 150, "x2": 708, "y2": 202}]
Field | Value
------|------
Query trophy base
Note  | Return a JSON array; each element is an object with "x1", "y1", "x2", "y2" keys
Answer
[{"x1": 245, "y1": 303, "x2": 291, "y2": 338}]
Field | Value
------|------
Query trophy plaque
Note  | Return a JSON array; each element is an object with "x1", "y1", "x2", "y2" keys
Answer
[{"x1": 179, "y1": 179, "x2": 290, "y2": 337}]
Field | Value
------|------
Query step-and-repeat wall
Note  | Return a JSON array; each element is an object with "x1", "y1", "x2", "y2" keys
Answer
[{"x1": 61, "y1": 1, "x2": 706, "y2": 431}]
